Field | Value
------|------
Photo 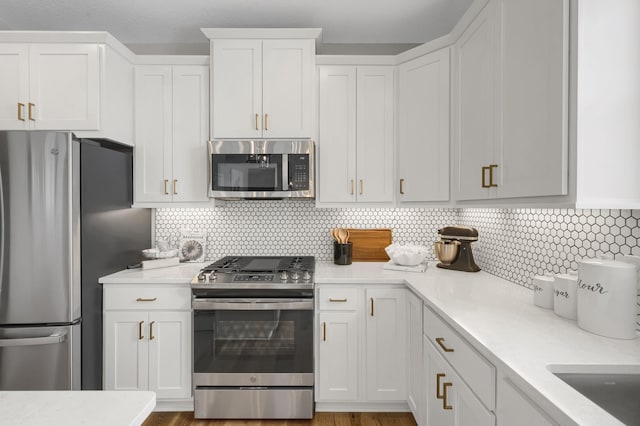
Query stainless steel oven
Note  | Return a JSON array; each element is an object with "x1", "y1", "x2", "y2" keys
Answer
[{"x1": 192, "y1": 288, "x2": 314, "y2": 419}]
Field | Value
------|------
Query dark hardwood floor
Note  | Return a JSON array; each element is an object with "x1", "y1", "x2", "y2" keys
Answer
[{"x1": 143, "y1": 412, "x2": 417, "y2": 426}]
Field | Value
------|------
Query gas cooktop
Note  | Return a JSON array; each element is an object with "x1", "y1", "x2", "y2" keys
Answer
[{"x1": 191, "y1": 256, "x2": 315, "y2": 289}]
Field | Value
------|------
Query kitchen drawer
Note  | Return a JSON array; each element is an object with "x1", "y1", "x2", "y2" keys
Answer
[
  {"x1": 423, "y1": 305, "x2": 496, "y2": 410},
  {"x1": 103, "y1": 285, "x2": 191, "y2": 311},
  {"x1": 317, "y1": 287, "x2": 360, "y2": 311}
]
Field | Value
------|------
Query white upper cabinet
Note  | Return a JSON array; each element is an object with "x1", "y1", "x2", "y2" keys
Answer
[
  {"x1": 454, "y1": 0, "x2": 569, "y2": 202},
  {"x1": 211, "y1": 38, "x2": 314, "y2": 139},
  {"x1": 397, "y1": 48, "x2": 451, "y2": 204},
  {"x1": 0, "y1": 43, "x2": 100, "y2": 131},
  {"x1": 318, "y1": 66, "x2": 357, "y2": 203},
  {"x1": 317, "y1": 65, "x2": 394, "y2": 205},
  {"x1": 134, "y1": 63, "x2": 209, "y2": 205},
  {"x1": 498, "y1": 0, "x2": 568, "y2": 199},
  {"x1": 454, "y1": 1, "x2": 499, "y2": 201}
]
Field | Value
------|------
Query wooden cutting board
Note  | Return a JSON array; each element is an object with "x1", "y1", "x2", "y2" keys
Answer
[{"x1": 347, "y1": 228, "x2": 392, "y2": 262}]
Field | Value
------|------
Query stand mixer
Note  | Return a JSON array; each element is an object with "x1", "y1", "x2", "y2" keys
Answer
[{"x1": 434, "y1": 226, "x2": 481, "y2": 272}]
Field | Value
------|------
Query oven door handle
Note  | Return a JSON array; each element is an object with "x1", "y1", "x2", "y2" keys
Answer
[{"x1": 193, "y1": 298, "x2": 313, "y2": 311}]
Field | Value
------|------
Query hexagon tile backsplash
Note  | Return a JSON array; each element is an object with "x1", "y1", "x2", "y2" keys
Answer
[{"x1": 155, "y1": 202, "x2": 640, "y2": 289}]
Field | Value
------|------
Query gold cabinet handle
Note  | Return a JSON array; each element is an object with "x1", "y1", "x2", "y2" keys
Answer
[
  {"x1": 481, "y1": 166, "x2": 490, "y2": 188},
  {"x1": 138, "y1": 321, "x2": 144, "y2": 340},
  {"x1": 329, "y1": 298, "x2": 347, "y2": 302},
  {"x1": 351, "y1": 180, "x2": 354, "y2": 195},
  {"x1": 264, "y1": 113, "x2": 269, "y2": 131},
  {"x1": 255, "y1": 113, "x2": 259, "y2": 130},
  {"x1": 400, "y1": 179, "x2": 405, "y2": 195},
  {"x1": 442, "y1": 382, "x2": 453, "y2": 410},
  {"x1": 163, "y1": 180, "x2": 169, "y2": 195},
  {"x1": 17, "y1": 103, "x2": 25, "y2": 121},
  {"x1": 136, "y1": 297, "x2": 157, "y2": 302},
  {"x1": 370, "y1": 297, "x2": 374, "y2": 317},
  {"x1": 489, "y1": 164, "x2": 498, "y2": 187},
  {"x1": 173, "y1": 179, "x2": 178, "y2": 195},
  {"x1": 149, "y1": 321, "x2": 155, "y2": 340},
  {"x1": 359, "y1": 179, "x2": 363, "y2": 195},
  {"x1": 28, "y1": 103, "x2": 35, "y2": 121},
  {"x1": 436, "y1": 373, "x2": 446, "y2": 399},
  {"x1": 435, "y1": 337, "x2": 454, "y2": 352},
  {"x1": 323, "y1": 322, "x2": 326, "y2": 341}
]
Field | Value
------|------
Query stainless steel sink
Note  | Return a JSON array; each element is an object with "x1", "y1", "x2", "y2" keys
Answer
[{"x1": 552, "y1": 370, "x2": 640, "y2": 425}]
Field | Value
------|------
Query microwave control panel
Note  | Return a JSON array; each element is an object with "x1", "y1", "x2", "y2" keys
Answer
[{"x1": 288, "y1": 154, "x2": 310, "y2": 190}]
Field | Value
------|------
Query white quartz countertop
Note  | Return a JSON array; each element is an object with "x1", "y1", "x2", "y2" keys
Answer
[
  {"x1": 99, "y1": 262, "x2": 205, "y2": 284},
  {"x1": 0, "y1": 391, "x2": 155, "y2": 426},
  {"x1": 97, "y1": 260, "x2": 640, "y2": 425},
  {"x1": 316, "y1": 261, "x2": 640, "y2": 426}
]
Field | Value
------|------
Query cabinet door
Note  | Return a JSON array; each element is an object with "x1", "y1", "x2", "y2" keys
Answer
[
  {"x1": 28, "y1": 43, "x2": 100, "y2": 130},
  {"x1": 424, "y1": 336, "x2": 495, "y2": 426},
  {"x1": 317, "y1": 66, "x2": 357, "y2": 203},
  {"x1": 365, "y1": 288, "x2": 406, "y2": 401},
  {"x1": 262, "y1": 39, "x2": 314, "y2": 138},
  {"x1": 104, "y1": 311, "x2": 148, "y2": 392},
  {"x1": 148, "y1": 311, "x2": 192, "y2": 399},
  {"x1": 317, "y1": 311, "x2": 359, "y2": 401},
  {"x1": 0, "y1": 44, "x2": 29, "y2": 130},
  {"x1": 497, "y1": 377, "x2": 558, "y2": 426},
  {"x1": 398, "y1": 49, "x2": 450, "y2": 203},
  {"x1": 172, "y1": 65, "x2": 209, "y2": 202},
  {"x1": 356, "y1": 67, "x2": 394, "y2": 203},
  {"x1": 454, "y1": 1, "x2": 499, "y2": 201},
  {"x1": 211, "y1": 39, "x2": 262, "y2": 138},
  {"x1": 134, "y1": 66, "x2": 173, "y2": 203},
  {"x1": 497, "y1": 0, "x2": 569, "y2": 199},
  {"x1": 407, "y1": 293, "x2": 424, "y2": 424}
]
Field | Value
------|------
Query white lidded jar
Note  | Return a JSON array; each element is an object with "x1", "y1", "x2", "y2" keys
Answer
[
  {"x1": 533, "y1": 274, "x2": 555, "y2": 309},
  {"x1": 553, "y1": 270, "x2": 578, "y2": 320},
  {"x1": 577, "y1": 258, "x2": 638, "y2": 339}
]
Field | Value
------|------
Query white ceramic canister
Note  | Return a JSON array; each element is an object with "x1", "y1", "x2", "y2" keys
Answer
[
  {"x1": 577, "y1": 258, "x2": 638, "y2": 339},
  {"x1": 533, "y1": 275, "x2": 555, "y2": 309},
  {"x1": 553, "y1": 271, "x2": 578, "y2": 320}
]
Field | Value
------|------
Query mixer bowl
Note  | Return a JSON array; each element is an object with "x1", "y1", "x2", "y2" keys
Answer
[{"x1": 434, "y1": 240, "x2": 460, "y2": 265}]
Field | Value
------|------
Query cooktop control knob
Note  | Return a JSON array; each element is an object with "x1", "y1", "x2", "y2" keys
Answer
[
  {"x1": 208, "y1": 272, "x2": 217, "y2": 282},
  {"x1": 290, "y1": 271, "x2": 300, "y2": 280},
  {"x1": 279, "y1": 271, "x2": 288, "y2": 281},
  {"x1": 197, "y1": 272, "x2": 207, "y2": 282},
  {"x1": 302, "y1": 271, "x2": 312, "y2": 281}
]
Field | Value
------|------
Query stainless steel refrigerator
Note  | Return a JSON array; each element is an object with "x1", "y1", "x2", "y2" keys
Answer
[{"x1": 0, "y1": 131, "x2": 151, "y2": 390}]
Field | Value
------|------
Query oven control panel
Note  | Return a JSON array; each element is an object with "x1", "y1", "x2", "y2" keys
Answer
[{"x1": 233, "y1": 274, "x2": 274, "y2": 282}]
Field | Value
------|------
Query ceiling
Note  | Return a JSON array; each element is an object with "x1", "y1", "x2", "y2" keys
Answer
[{"x1": 0, "y1": 0, "x2": 473, "y2": 55}]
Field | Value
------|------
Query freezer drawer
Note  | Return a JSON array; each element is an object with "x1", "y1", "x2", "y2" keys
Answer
[{"x1": 0, "y1": 323, "x2": 80, "y2": 390}]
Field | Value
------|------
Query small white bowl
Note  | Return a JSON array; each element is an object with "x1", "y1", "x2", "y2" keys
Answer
[
  {"x1": 385, "y1": 244, "x2": 429, "y2": 266},
  {"x1": 156, "y1": 249, "x2": 179, "y2": 259},
  {"x1": 141, "y1": 248, "x2": 160, "y2": 259}
]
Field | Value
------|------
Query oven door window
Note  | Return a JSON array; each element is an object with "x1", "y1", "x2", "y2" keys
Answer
[
  {"x1": 212, "y1": 154, "x2": 283, "y2": 191},
  {"x1": 194, "y1": 308, "x2": 313, "y2": 374}
]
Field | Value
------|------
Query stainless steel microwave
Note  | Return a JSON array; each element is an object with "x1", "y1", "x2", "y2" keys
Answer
[{"x1": 208, "y1": 140, "x2": 315, "y2": 199}]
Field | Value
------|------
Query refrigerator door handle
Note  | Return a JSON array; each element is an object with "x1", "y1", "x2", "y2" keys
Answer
[
  {"x1": 0, "y1": 331, "x2": 67, "y2": 347},
  {"x1": 0, "y1": 161, "x2": 4, "y2": 296}
]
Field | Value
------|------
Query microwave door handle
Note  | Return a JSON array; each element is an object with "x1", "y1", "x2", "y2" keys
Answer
[{"x1": 282, "y1": 154, "x2": 289, "y2": 190}]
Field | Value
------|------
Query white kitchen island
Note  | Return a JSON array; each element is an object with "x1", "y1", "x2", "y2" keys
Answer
[{"x1": 0, "y1": 391, "x2": 155, "y2": 426}]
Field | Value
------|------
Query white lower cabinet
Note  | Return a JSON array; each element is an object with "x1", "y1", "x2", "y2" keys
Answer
[
  {"x1": 407, "y1": 291, "x2": 424, "y2": 424},
  {"x1": 497, "y1": 377, "x2": 558, "y2": 426},
  {"x1": 315, "y1": 285, "x2": 406, "y2": 406},
  {"x1": 317, "y1": 311, "x2": 359, "y2": 401},
  {"x1": 424, "y1": 336, "x2": 495, "y2": 426},
  {"x1": 421, "y1": 305, "x2": 496, "y2": 426},
  {"x1": 103, "y1": 285, "x2": 191, "y2": 401}
]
